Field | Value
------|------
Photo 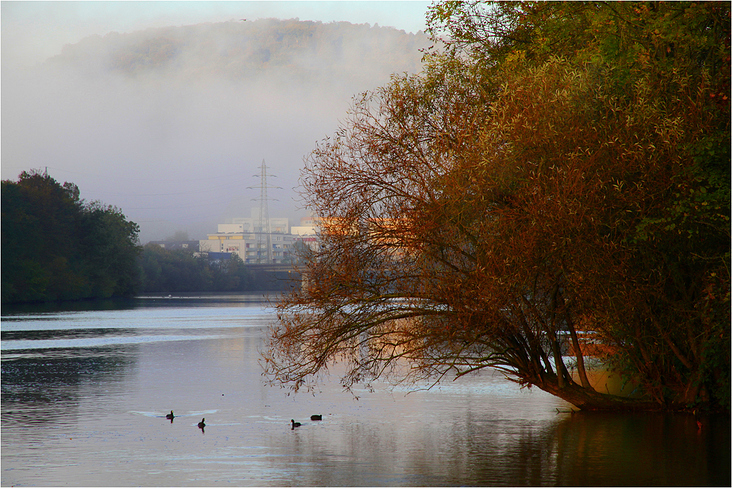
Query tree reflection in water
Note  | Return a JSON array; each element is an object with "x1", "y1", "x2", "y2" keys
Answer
[{"x1": 1, "y1": 298, "x2": 729, "y2": 486}]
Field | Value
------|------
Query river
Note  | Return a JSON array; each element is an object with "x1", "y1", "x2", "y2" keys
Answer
[{"x1": 2, "y1": 293, "x2": 729, "y2": 486}]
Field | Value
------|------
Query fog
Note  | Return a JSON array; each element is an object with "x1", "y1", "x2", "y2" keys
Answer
[{"x1": 2, "y1": 9, "x2": 430, "y2": 243}]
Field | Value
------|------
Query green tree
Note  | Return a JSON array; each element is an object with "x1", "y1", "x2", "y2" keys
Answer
[
  {"x1": 138, "y1": 245, "x2": 266, "y2": 293},
  {"x1": 2, "y1": 170, "x2": 141, "y2": 303},
  {"x1": 264, "y1": 1, "x2": 730, "y2": 412},
  {"x1": 138, "y1": 244, "x2": 210, "y2": 292},
  {"x1": 80, "y1": 202, "x2": 141, "y2": 298}
]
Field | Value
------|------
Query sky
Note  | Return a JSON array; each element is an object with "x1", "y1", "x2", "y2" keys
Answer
[{"x1": 1, "y1": 1, "x2": 433, "y2": 243}]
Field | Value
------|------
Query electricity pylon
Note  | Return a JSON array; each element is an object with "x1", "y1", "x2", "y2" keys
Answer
[{"x1": 248, "y1": 159, "x2": 281, "y2": 264}]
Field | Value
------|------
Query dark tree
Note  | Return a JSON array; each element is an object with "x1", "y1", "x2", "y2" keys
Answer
[{"x1": 2, "y1": 170, "x2": 141, "y2": 303}]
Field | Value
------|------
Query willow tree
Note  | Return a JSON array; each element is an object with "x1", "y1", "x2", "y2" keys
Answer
[{"x1": 264, "y1": 1, "x2": 730, "y2": 412}]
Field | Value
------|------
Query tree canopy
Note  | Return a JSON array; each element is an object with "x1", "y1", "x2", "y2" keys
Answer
[
  {"x1": 264, "y1": 1, "x2": 730, "y2": 412},
  {"x1": 2, "y1": 170, "x2": 141, "y2": 303}
]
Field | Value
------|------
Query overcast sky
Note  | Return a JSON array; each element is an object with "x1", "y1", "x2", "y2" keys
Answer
[{"x1": 2, "y1": 1, "x2": 433, "y2": 243}]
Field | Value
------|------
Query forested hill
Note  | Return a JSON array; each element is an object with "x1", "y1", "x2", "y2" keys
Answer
[{"x1": 47, "y1": 19, "x2": 429, "y2": 88}]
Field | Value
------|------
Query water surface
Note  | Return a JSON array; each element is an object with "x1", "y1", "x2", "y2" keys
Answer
[{"x1": 2, "y1": 294, "x2": 729, "y2": 486}]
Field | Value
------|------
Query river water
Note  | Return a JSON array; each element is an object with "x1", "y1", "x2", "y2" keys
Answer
[{"x1": 2, "y1": 293, "x2": 729, "y2": 486}]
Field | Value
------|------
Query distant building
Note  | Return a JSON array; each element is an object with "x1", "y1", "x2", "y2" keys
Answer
[
  {"x1": 291, "y1": 215, "x2": 317, "y2": 236},
  {"x1": 206, "y1": 252, "x2": 233, "y2": 262},
  {"x1": 199, "y1": 209, "x2": 296, "y2": 264},
  {"x1": 199, "y1": 212, "x2": 324, "y2": 264},
  {"x1": 291, "y1": 216, "x2": 320, "y2": 253},
  {"x1": 148, "y1": 240, "x2": 200, "y2": 251}
]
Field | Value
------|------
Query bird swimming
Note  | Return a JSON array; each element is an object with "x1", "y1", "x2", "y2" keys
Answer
[
  {"x1": 310, "y1": 415, "x2": 322, "y2": 421},
  {"x1": 198, "y1": 418, "x2": 206, "y2": 429},
  {"x1": 291, "y1": 419, "x2": 301, "y2": 429},
  {"x1": 166, "y1": 410, "x2": 175, "y2": 420}
]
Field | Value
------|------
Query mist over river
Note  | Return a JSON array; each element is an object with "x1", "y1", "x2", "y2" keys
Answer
[{"x1": 2, "y1": 293, "x2": 729, "y2": 486}]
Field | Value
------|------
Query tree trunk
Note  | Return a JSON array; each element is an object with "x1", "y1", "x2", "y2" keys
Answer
[
  {"x1": 535, "y1": 375, "x2": 662, "y2": 411},
  {"x1": 550, "y1": 333, "x2": 567, "y2": 388},
  {"x1": 567, "y1": 321, "x2": 593, "y2": 390}
]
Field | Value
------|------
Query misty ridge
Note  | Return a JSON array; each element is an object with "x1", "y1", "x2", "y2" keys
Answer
[
  {"x1": 50, "y1": 19, "x2": 428, "y2": 87},
  {"x1": 3, "y1": 18, "x2": 429, "y2": 243}
]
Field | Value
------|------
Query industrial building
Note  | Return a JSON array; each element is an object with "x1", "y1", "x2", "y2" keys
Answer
[{"x1": 199, "y1": 210, "x2": 318, "y2": 264}]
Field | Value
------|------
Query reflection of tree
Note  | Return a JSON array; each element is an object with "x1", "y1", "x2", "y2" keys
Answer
[
  {"x1": 1, "y1": 347, "x2": 136, "y2": 426},
  {"x1": 412, "y1": 412, "x2": 729, "y2": 486},
  {"x1": 534, "y1": 413, "x2": 728, "y2": 486}
]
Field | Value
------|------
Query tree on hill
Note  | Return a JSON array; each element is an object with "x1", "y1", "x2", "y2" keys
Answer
[
  {"x1": 263, "y1": 1, "x2": 730, "y2": 412},
  {"x1": 50, "y1": 18, "x2": 429, "y2": 89}
]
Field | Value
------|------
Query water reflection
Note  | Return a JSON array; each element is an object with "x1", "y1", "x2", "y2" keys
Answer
[
  {"x1": 1, "y1": 297, "x2": 138, "y2": 315},
  {"x1": 2, "y1": 346, "x2": 136, "y2": 424},
  {"x1": 1, "y1": 296, "x2": 729, "y2": 486},
  {"x1": 2, "y1": 327, "x2": 137, "y2": 341},
  {"x1": 547, "y1": 412, "x2": 731, "y2": 487}
]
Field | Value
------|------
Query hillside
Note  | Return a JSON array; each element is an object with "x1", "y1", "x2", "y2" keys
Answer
[{"x1": 49, "y1": 19, "x2": 429, "y2": 89}]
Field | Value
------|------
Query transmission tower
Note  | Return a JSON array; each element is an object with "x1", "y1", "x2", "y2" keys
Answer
[{"x1": 248, "y1": 159, "x2": 281, "y2": 264}]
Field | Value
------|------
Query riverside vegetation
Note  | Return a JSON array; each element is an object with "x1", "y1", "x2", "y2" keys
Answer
[
  {"x1": 2, "y1": 170, "x2": 140, "y2": 303},
  {"x1": 263, "y1": 1, "x2": 730, "y2": 414}
]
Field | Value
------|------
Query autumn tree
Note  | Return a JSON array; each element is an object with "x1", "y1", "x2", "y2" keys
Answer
[{"x1": 263, "y1": 2, "x2": 730, "y2": 412}]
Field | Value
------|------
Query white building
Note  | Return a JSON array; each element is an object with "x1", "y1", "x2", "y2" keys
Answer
[
  {"x1": 200, "y1": 213, "x2": 321, "y2": 264},
  {"x1": 291, "y1": 216, "x2": 320, "y2": 253},
  {"x1": 200, "y1": 209, "x2": 293, "y2": 264}
]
